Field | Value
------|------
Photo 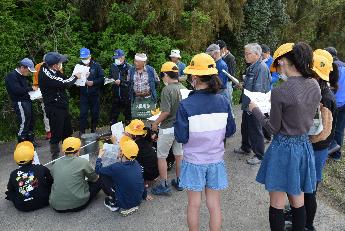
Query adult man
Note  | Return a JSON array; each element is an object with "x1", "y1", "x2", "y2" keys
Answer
[
  {"x1": 49, "y1": 137, "x2": 101, "y2": 213},
  {"x1": 261, "y1": 44, "x2": 279, "y2": 89},
  {"x1": 38, "y1": 52, "x2": 80, "y2": 160},
  {"x1": 215, "y1": 40, "x2": 236, "y2": 76},
  {"x1": 206, "y1": 44, "x2": 229, "y2": 99},
  {"x1": 128, "y1": 53, "x2": 159, "y2": 119},
  {"x1": 169, "y1": 49, "x2": 186, "y2": 77},
  {"x1": 326, "y1": 47, "x2": 345, "y2": 161},
  {"x1": 151, "y1": 62, "x2": 185, "y2": 195},
  {"x1": 5, "y1": 58, "x2": 38, "y2": 144},
  {"x1": 234, "y1": 43, "x2": 271, "y2": 165},
  {"x1": 109, "y1": 49, "x2": 132, "y2": 125},
  {"x1": 78, "y1": 47, "x2": 105, "y2": 134}
]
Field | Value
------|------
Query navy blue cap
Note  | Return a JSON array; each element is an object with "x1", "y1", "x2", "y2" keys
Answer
[
  {"x1": 44, "y1": 52, "x2": 68, "y2": 66},
  {"x1": 112, "y1": 49, "x2": 125, "y2": 59},
  {"x1": 19, "y1": 58, "x2": 36, "y2": 72}
]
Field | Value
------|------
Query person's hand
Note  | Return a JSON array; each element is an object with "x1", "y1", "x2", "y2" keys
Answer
[
  {"x1": 248, "y1": 101, "x2": 258, "y2": 112},
  {"x1": 32, "y1": 86, "x2": 38, "y2": 91},
  {"x1": 236, "y1": 83, "x2": 243, "y2": 90},
  {"x1": 86, "y1": 81, "x2": 94, "y2": 87},
  {"x1": 75, "y1": 72, "x2": 82, "y2": 79},
  {"x1": 115, "y1": 79, "x2": 121, "y2": 85},
  {"x1": 146, "y1": 194, "x2": 154, "y2": 201},
  {"x1": 151, "y1": 122, "x2": 159, "y2": 132},
  {"x1": 98, "y1": 148, "x2": 105, "y2": 158}
]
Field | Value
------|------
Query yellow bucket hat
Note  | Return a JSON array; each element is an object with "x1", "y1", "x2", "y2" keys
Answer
[
  {"x1": 161, "y1": 62, "x2": 179, "y2": 73},
  {"x1": 314, "y1": 49, "x2": 333, "y2": 71},
  {"x1": 62, "y1": 137, "x2": 81, "y2": 154},
  {"x1": 313, "y1": 53, "x2": 332, "y2": 81},
  {"x1": 125, "y1": 119, "x2": 147, "y2": 136},
  {"x1": 270, "y1": 43, "x2": 294, "y2": 72},
  {"x1": 120, "y1": 137, "x2": 139, "y2": 160},
  {"x1": 14, "y1": 143, "x2": 34, "y2": 164},
  {"x1": 184, "y1": 53, "x2": 218, "y2": 76}
]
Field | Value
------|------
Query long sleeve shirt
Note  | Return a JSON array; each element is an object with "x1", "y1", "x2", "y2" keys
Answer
[{"x1": 5, "y1": 70, "x2": 32, "y2": 102}]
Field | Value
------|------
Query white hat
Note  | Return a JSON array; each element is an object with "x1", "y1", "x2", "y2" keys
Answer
[
  {"x1": 135, "y1": 53, "x2": 147, "y2": 62},
  {"x1": 169, "y1": 49, "x2": 181, "y2": 58}
]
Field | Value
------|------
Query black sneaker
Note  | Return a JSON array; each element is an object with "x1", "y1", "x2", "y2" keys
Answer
[{"x1": 104, "y1": 197, "x2": 119, "y2": 212}]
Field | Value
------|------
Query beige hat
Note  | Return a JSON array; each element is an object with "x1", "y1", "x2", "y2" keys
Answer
[
  {"x1": 170, "y1": 49, "x2": 181, "y2": 58},
  {"x1": 135, "y1": 53, "x2": 147, "y2": 62}
]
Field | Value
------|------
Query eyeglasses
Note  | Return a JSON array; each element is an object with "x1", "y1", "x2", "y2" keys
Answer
[{"x1": 244, "y1": 52, "x2": 253, "y2": 57}]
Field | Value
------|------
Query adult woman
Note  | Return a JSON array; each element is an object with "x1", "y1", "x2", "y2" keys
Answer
[
  {"x1": 174, "y1": 53, "x2": 236, "y2": 231},
  {"x1": 248, "y1": 42, "x2": 321, "y2": 231}
]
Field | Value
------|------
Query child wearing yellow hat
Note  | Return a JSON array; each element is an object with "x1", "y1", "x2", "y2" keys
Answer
[
  {"x1": 49, "y1": 137, "x2": 101, "y2": 213},
  {"x1": 5, "y1": 141, "x2": 53, "y2": 211},
  {"x1": 96, "y1": 135, "x2": 152, "y2": 216}
]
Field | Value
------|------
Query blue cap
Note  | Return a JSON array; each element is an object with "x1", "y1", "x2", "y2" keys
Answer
[
  {"x1": 19, "y1": 58, "x2": 36, "y2": 72},
  {"x1": 44, "y1": 52, "x2": 68, "y2": 66},
  {"x1": 112, "y1": 49, "x2": 125, "y2": 59},
  {"x1": 80, "y1": 47, "x2": 91, "y2": 59}
]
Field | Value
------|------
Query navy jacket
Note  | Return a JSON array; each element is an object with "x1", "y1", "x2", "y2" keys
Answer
[
  {"x1": 5, "y1": 70, "x2": 32, "y2": 102},
  {"x1": 95, "y1": 158, "x2": 146, "y2": 209},
  {"x1": 109, "y1": 62, "x2": 131, "y2": 99},
  {"x1": 79, "y1": 60, "x2": 105, "y2": 96}
]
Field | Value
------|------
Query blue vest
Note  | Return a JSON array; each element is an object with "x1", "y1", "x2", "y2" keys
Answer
[{"x1": 128, "y1": 65, "x2": 157, "y2": 102}]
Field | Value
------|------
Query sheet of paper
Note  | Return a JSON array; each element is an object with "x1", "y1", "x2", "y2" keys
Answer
[
  {"x1": 244, "y1": 89, "x2": 271, "y2": 114},
  {"x1": 148, "y1": 112, "x2": 160, "y2": 121},
  {"x1": 111, "y1": 122, "x2": 124, "y2": 143},
  {"x1": 28, "y1": 89, "x2": 42, "y2": 100},
  {"x1": 104, "y1": 78, "x2": 115, "y2": 85},
  {"x1": 180, "y1": 89, "x2": 192, "y2": 99},
  {"x1": 33, "y1": 151, "x2": 40, "y2": 165},
  {"x1": 73, "y1": 64, "x2": 90, "y2": 86},
  {"x1": 80, "y1": 154, "x2": 90, "y2": 161}
]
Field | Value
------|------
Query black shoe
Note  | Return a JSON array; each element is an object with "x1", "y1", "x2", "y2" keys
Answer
[
  {"x1": 234, "y1": 147, "x2": 251, "y2": 155},
  {"x1": 104, "y1": 197, "x2": 118, "y2": 212}
]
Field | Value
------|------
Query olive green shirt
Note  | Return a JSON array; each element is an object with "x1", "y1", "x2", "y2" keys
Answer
[
  {"x1": 49, "y1": 156, "x2": 98, "y2": 210},
  {"x1": 160, "y1": 82, "x2": 186, "y2": 129}
]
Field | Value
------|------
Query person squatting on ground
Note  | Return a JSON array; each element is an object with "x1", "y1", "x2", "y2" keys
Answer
[
  {"x1": 5, "y1": 58, "x2": 38, "y2": 144},
  {"x1": 151, "y1": 62, "x2": 186, "y2": 195},
  {"x1": 49, "y1": 137, "x2": 102, "y2": 213},
  {"x1": 248, "y1": 42, "x2": 321, "y2": 231},
  {"x1": 78, "y1": 47, "x2": 105, "y2": 134},
  {"x1": 109, "y1": 49, "x2": 132, "y2": 125},
  {"x1": 174, "y1": 53, "x2": 236, "y2": 231},
  {"x1": 5, "y1": 141, "x2": 53, "y2": 212},
  {"x1": 95, "y1": 135, "x2": 152, "y2": 216},
  {"x1": 124, "y1": 119, "x2": 159, "y2": 185},
  {"x1": 38, "y1": 52, "x2": 81, "y2": 160},
  {"x1": 234, "y1": 43, "x2": 271, "y2": 165}
]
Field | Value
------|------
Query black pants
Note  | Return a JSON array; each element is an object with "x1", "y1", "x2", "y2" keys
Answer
[
  {"x1": 13, "y1": 101, "x2": 35, "y2": 143},
  {"x1": 46, "y1": 107, "x2": 73, "y2": 144},
  {"x1": 55, "y1": 179, "x2": 102, "y2": 213},
  {"x1": 240, "y1": 111, "x2": 265, "y2": 159},
  {"x1": 100, "y1": 174, "x2": 114, "y2": 197},
  {"x1": 110, "y1": 97, "x2": 131, "y2": 125},
  {"x1": 80, "y1": 94, "x2": 100, "y2": 133},
  {"x1": 263, "y1": 113, "x2": 272, "y2": 141}
]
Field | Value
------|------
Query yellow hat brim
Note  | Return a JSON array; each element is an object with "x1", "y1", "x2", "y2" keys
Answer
[
  {"x1": 184, "y1": 66, "x2": 218, "y2": 76},
  {"x1": 124, "y1": 126, "x2": 147, "y2": 136},
  {"x1": 313, "y1": 68, "x2": 330, "y2": 81}
]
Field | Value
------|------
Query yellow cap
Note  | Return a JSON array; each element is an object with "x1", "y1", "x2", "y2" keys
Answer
[
  {"x1": 16, "y1": 141, "x2": 34, "y2": 150},
  {"x1": 120, "y1": 138, "x2": 139, "y2": 160},
  {"x1": 184, "y1": 53, "x2": 218, "y2": 76},
  {"x1": 314, "y1": 49, "x2": 333, "y2": 71},
  {"x1": 14, "y1": 144, "x2": 34, "y2": 164},
  {"x1": 270, "y1": 43, "x2": 294, "y2": 72},
  {"x1": 62, "y1": 137, "x2": 81, "y2": 154},
  {"x1": 313, "y1": 53, "x2": 332, "y2": 81},
  {"x1": 119, "y1": 135, "x2": 132, "y2": 147},
  {"x1": 125, "y1": 119, "x2": 147, "y2": 136},
  {"x1": 161, "y1": 62, "x2": 179, "y2": 73},
  {"x1": 151, "y1": 108, "x2": 160, "y2": 116}
]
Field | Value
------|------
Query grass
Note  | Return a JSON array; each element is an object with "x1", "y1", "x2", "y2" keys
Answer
[{"x1": 319, "y1": 148, "x2": 345, "y2": 213}]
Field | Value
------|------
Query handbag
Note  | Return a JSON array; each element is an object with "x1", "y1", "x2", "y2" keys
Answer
[{"x1": 308, "y1": 105, "x2": 323, "y2": 136}]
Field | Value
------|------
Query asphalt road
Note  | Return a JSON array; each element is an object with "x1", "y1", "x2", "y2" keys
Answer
[{"x1": 0, "y1": 106, "x2": 344, "y2": 231}]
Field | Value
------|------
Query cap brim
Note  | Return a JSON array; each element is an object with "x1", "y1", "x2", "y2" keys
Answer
[
  {"x1": 184, "y1": 66, "x2": 218, "y2": 76},
  {"x1": 28, "y1": 67, "x2": 37, "y2": 73},
  {"x1": 60, "y1": 55, "x2": 68, "y2": 63},
  {"x1": 314, "y1": 68, "x2": 329, "y2": 81}
]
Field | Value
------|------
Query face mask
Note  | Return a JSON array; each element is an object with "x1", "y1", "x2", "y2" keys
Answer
[
  {"x1": 279, "y1": 74, "x2": 288, "y2": 81},
  {"x1": 59, "y1": 63, "x2": 63, "y2": 70},
  {"x1": 191, "y1": 79, "x2": 197, "y2": 89},
  {"x1": 82, "y1": 58, "x2": 91, "y2": 65},
  {"x1": 115, "y1": 59, "x2": 122, "y2": 65}
]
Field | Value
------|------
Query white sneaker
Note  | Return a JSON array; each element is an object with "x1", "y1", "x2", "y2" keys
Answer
[
  {"x1": 120, "y1": 206, "x2": 139, "y2": 216},
  {"x1": 246, "y1": 156, "x2": 262, "y2": 165}
]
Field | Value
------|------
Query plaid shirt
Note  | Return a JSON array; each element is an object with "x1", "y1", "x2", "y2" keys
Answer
[{"x1": 131, "y1": 67, "x2": 159, "y2": 94}]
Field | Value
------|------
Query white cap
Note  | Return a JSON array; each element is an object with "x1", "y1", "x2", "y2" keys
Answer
[
  {"x1": 169, "y1": 49, "x2": 181, "y2": 58},
  {"x1": 134, "y1": 53, "x2": 147, "y2": 62}
]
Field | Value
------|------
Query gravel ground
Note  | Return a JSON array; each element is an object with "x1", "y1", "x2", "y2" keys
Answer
[{"x1": 0, "y1": 106, "x2": 344, "y2": 231}]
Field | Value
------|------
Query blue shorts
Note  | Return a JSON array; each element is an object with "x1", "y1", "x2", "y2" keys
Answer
[{"x1": 179, "y1": 160, "x2": 228, "y2": 192}]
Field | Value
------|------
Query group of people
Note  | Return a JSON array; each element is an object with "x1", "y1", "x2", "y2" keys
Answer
[{"x1": 4, "y1": 39, "x2": 345, "y2": 231}]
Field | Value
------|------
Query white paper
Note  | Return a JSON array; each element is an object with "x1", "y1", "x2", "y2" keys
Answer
[
  {"x1": 102, "y1": 143, "x2": 119, "y2": 167},
  {"x1": 148, "y1": 112, "x2": 161, "y2": 121},
  {"x1": 222, "y1": 70, "x2": 240, "y2": 85},
  {"x1": 29, "y1": 89, "x2": 42, "y2": 100},
  {"x1": 104, "y1": 78, "x2": 115, "y2": 85},
  {"x1": 73, "y1": 64, "x2": 90, "y2": 86},
  {"x1": 33, "y1": 151, "x2": 40, "y2": 165},
  {"x1": 180, "y1": 89, "x2": 192, "y2": 99},
  {"x1": 80, "y1": 154, "x2": 90, "y2": 161},
  {"x1": 244, "y1": 89, "x2": 271, "y2": 114},
  {"x1": 111, "y1": 122, "x2": 124, "y2": 143}
]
